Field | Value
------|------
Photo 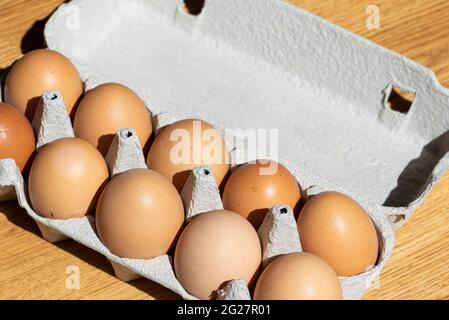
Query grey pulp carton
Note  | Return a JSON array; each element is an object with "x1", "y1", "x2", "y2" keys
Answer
[{"x1": 1, "y1": 0, "x2": 449, "y2": 299}]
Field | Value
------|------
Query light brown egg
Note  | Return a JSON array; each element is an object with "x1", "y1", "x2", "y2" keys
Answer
[
  {"x1": 297, "y1": 191, "x2": 379, "y2": 276},
  {"x1": 174, "y1": 210, "x2": 261, "y2": 299},
  {"x1": 96, "y1": 168, "x2": 185, "y2": 259},
  {"x1": 28, "y1": 137, "x2": 109, "y2": 219},
  {"x1": 4, "y1": 49, "x2": 83, "y2": 120},
  {"x1": 0, "y1": 103, "x2": 35, "y2": 173},
  {"x1": 253, "y1": 252, "x2": 342, "y2": 300},
  {"x1": 74, "y1": 83, "x2": 153, "y2": 156},
  {"x1": 222, "y1": 160, "x2": 301, "y2": 229},
  {"x1": 147, "y1": 119, "x2": 229, "y2": 192}
]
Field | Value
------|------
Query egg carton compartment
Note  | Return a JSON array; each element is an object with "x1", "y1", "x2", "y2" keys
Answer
[
  {"x1": 43, "y1": 0, "x2": 449, "y2": 230},
  {"x1": 0, "y1": 87, "x2": 394, "y2": 299}
]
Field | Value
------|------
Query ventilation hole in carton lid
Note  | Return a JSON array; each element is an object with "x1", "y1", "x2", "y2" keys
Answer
[
  {"x1": 182, "y1": 0, "x2": 205, "y2": 15},
  {"x1": 280, "y1": 207, "x2": 288, "y2": 214},
  {"x1": 387, "y1": 86, "x2": 416, "y2": 114}
]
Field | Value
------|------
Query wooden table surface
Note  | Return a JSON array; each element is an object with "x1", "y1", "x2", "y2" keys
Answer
[{"x1": 1, "y1": 0, "x2": 449, "y2": 300}]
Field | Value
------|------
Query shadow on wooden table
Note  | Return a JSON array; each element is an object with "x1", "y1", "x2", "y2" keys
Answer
[
  {"x1": 0, "y1": 3, "x2": 59, "y2": 94},
  {"x1": 20, "y1": 2, "x2": 67, "y2": 54},
  {"x1": 0, "y1": 201, "x2": 180, "y2": 300},
  {"x1": 53, "y1": 238, "x2": 181, "y2": 300},
  {"x1": 0, "y1": 201, "x2": 41, "y2": 237},
  {"x1": 21, "y1": 18, "x2": 48, "y2": 54}
]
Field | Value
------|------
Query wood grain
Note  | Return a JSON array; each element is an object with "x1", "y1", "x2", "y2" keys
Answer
[{"x1": 1, "y1": 0, "x2": 449, "y2": 300}]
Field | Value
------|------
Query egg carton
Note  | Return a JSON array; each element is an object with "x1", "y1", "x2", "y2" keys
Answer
[
  {"x1": 0, "y1": 87, "x2": 393, "y2": 299},
  {"x1": 1, "y1": 0, "x2": 449, "y2": 299},
  {"x1": 40, "y1": 0, "x2": 449, "y2": 230}
]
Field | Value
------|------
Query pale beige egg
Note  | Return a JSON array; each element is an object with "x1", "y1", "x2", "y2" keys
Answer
[{"x1": 174, "y1": 210, "x2": 261, "y2": 299}]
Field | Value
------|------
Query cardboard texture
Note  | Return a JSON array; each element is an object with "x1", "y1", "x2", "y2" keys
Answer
[
  {"x1": 0, "y1": 0, "x2": 447, "y2": 299},
  {"x1": 32, "y1": 90, "x2": 75, "y2": 148},
  {"x1": 180, "y1": 166, "x2": 224, "y2": 222},
  {"x1": 258, "y1": 204, "x2": 302, "y2": 268},
  {"x1": 216, "y1": 279, "x2": 251, "y2": 300}
]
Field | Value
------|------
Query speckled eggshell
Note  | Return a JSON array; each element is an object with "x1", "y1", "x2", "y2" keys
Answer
[
  {"x1": 4, "y1": 49, "x2": 83, "y2": 120},
  {"x1": 73, "y1": 83, "x2": 153, "y2": 156},
  {"x1": 253, "y1": 252, "x2": 342, "y2": 300},
  {"x1": 222, "y1": 160, "x2": 301, "y2": 228},
  {"x1": 147, "y1": 119, "x2": 229, "y2": 192},
  {"x1": 95, "y1": 168, "x2": 185, "y2": 259},
  {"x1": 0, "y1": 103, "x2": 35, "y2": 173},
  {"x1": 28, "y1": 137, "x2": 109, "y2": 219},
  {"x1": 174, "y1": 210, "x2": 261, "y2": 300},
  {"x1": 297, "y1": 191, "x2": 379, "y2": 276}
]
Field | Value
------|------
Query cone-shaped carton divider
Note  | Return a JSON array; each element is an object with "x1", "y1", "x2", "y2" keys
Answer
[
  {"x1": 257, "y1": 204, "x2": 302, "y2": 268},
  {"x1": 33, "y1": 90, "x2": 75, "y2": 149},
  {"x1": 105, "y1": 128, "x2": 147, "y2": 177},
  {"x1": 216, "y1": 279, "x2": 251, "y2": 300},
  {"x1": 180, "y1": 166, "x2": 224, "y2": 222}
]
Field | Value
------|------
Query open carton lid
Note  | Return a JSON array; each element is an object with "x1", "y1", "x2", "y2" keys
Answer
[{"x1": 44, "y1": 0, "x2": 449, "y2": 227}]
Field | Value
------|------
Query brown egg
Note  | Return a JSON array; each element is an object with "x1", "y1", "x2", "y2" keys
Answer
[
  {"x1": 147, "y1": 119, "x2": 229, "y2": 192},
  {"x1": 28, "y1": 137, "x2": 109, "y2": 219},
  {"x1": 253, "y1": 252, "x2": 342, "y2": 300},
  {"x1": 222, "y1": 160, "x2": 301, "y2": 229},
  {"x1": 74, "y1": 83, "x2": 153, "y2": 156},
  {"x1": 0, "y1": 103, "x2": 35, "y2": 173},
  {"x1": 4, "y1": 49, "x2": 83, "y2": 120},
  {"x1": 96, "y1": 168, "x2": 185, "y2": 259},
  {"x1": 174, "y1": 210, "x2": 261, "y2": 299},
  {"x1": 297, "y1": 191, "x2": 379, "y2": 276}
]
